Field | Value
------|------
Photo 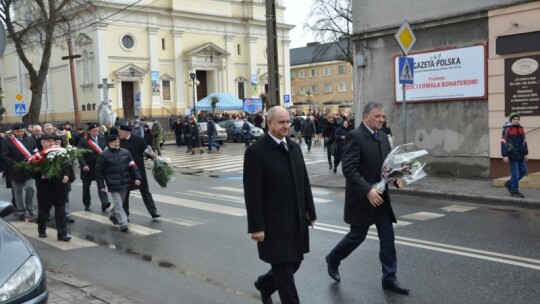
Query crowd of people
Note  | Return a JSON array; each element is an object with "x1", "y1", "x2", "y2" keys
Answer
[{"x1": 0, "y1": 119, "x2": 162, "y2": 241}]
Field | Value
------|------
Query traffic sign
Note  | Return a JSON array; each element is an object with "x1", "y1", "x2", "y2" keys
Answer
[
  {"x1": 398, "y1": 57, "x2": 414, "y2": 84},
  {"x1": 14, "y1": 103, "x2": 27, "y2": 115},
  {"x1": 13, "y1": 92, "x2": 25, "y2": 103},
  {"x1": 394, "y1": 20, "x2": 416, "y2": 55},
  {"x1": 284, "y1": 94, "x2": 290, "y2": 104}
]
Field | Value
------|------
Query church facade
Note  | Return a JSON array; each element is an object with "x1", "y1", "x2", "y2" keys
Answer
[{"x1": 0, "y1": 0, "x2": 293, "y2": 122}]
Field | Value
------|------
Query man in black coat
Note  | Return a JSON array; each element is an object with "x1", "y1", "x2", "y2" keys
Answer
[
  {"x1": 244, "y1": 106, "x2": 317, "y2": 304},
  {"x1": 171, "y1": 116, "x2": 184, "y2": 146},
  {"x1": 2, "y1": 124, "x2": 37, "y2": 220},
  {"x1": 325, "y1": 102, "x2": 409, "y2": 294},
  {"x1": 78, "y1": 124, "x2": 110, "y2": 212},
  {"x1": 118, "y1": 124, "x2": 161, "y2": 218}
]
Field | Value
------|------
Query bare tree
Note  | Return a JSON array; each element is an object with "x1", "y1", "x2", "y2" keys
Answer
[
  {"x1": 0, "y1": 0, "x2": 88, "y2": 124},
  {"x1": 303, "y1": 0, "x2": 353, "y2": 65}
]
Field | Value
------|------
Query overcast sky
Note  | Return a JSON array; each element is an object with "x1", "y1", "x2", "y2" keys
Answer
[{"x1": 284, "y1": 0, "x2": 315, "y2": 49}]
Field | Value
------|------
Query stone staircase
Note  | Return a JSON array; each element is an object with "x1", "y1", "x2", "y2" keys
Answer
[{"x1": 492, "y1": 171, "x2": 540, "y2": 188}]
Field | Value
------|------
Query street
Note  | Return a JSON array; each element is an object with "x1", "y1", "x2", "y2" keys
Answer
[{"x1": 2, "y1": 141, "x2": 539, "y2": 304}]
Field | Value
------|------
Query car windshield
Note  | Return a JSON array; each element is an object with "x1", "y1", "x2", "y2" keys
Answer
[{"x1": 233, "y1": 121, "x2": 253, "y2": 128}]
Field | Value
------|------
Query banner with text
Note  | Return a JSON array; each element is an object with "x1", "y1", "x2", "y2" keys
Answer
[{"x1": 394, "y1": 45, "x2": 486, "y2": 102}]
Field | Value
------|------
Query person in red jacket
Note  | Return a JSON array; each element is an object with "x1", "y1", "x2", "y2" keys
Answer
[{"x1": 501, "y1": 112, "x2": 528, "y2": 198}]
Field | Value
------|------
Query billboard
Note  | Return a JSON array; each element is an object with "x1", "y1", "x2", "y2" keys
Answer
[
  {"x1": 504, "y1": 55, "x2": 540, "y2": 116},
  {"x1": 394, "y1": 45, "x2": 486, "y2": 102}
]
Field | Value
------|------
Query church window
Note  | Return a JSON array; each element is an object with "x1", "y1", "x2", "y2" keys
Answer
[{"x1": 121, "y1": 34, "x2": 135, "y2": 50}]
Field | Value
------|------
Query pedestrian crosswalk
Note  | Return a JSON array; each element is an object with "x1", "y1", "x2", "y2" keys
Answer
[
  {"x1": 8, "y1": 183, "x2": 479, "y2": 252},
  {"x1": 157, "y1": 149, "x2": 327, "y2": 173}
]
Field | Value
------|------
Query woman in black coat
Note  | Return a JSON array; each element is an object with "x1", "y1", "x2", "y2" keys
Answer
[
  {"x1": 322, "y1": 115, "x2": 338, "y2": 169},
  {"x1": 183, "y1": 120, "x2": 192, "y2": 153},
  {"x1": 333, "y1": 120, "x2": 351, "y2": 174},
  {"x1": 190, "y1": 120, "x2": 203, "y2": 154},
  {"x1": 143, "y1": 125, "x2": 154, "y2": 156}
]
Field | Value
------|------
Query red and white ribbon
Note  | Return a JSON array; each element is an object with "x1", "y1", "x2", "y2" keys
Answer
[
  {"x1": 9, "y1": 135, "x2": 33, "y2": 160},
  {"x1": 86, "y1": 136, "x2": 103, "y2": 155}
]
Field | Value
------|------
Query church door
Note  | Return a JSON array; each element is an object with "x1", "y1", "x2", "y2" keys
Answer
[
  {"x1": 196, "y1": 70, "x2": 208, "y2": 100},
  {"x1": 122, "y1": 82, "x2": 135, "y2": 119}
]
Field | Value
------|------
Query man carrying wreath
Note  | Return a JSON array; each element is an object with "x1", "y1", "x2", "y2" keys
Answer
[{"x1": 77, "y1": 123, "x2": 110, "y2": 212}]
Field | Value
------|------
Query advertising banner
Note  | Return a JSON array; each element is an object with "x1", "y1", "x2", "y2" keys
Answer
[
  {"x1": 394, "y1": 45, "x2": 486, "y2": 102},
  {"x1": 243, "y1": 98, "x2": 263, "y2": 113},
  {"x1": 151, "y1": 71, "x2": 160, "y2": 96},
  {"x1": 504, "y1": 55, "x2": 540, "y2": 116}
]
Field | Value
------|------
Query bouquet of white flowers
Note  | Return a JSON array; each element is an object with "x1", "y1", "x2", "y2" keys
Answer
[
  {"x1": 145, "y1": 146, "x2": 175, "y2": 188},
  {"x1": 372, "y1": 143, "x2": 428, "y2": 192},
  {"x1": 16, "y1": 146, "x2": 88, "y2": 179}
]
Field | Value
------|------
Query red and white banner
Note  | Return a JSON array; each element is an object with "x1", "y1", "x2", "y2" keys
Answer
[
  {"x1": 394, "y1": 45, "x2": 486, "y2": 102},
  {"x1": 9, "y1": 135, "x2": 32, "y2": 159},
  {"x1": 86, "y1": 136, "x2": 103, "y2": 155}
]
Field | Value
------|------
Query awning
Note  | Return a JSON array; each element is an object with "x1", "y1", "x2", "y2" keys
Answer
[{"x1": 195, "y1": 93, "x2": 243, "y2": 111}]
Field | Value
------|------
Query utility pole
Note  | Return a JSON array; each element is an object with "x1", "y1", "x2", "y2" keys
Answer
[
  {"x1": 265, "y1": 0, "x2": 280, "y2": 108},
  {"x1": 61, "y1": 36, "x2": 81, "y2": 126}
]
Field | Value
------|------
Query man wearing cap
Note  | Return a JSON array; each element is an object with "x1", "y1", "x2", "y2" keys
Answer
[
  {"x1": 78, "y1": 123, "x2": 110, "y2": 211},
  {"x1": 96, "y1": 134, "x2": 142, "y2": 232},
  {"x1": 2, "y1": 124, "x2": 37, "y2": 220},
  {"x1": 118, "y1": 124, "x2": 161, "y2": 218},
  {"x1": 35, "y1": 133, "x2": 71, "y2": 241},
  {"x1": 501, "y1": 112, "x2": 528, "y2": 198}
]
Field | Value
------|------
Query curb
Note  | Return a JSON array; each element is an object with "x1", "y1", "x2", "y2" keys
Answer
[
  {"x1": 47, "y1": 271, "x2": 134, "y2": 304},
  {"x1": 309, "y1": 182, "x2": 540, "y2": 210}
]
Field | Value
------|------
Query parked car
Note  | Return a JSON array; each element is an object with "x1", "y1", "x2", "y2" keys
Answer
[
  {"x1": 218, "y1": 120, "x2": 264, "y2": 142},
  {"x1": 197, "y1": 122, "x2": 227, "y2": 144},
  {"x1": 0, "y1": 201, "x2": 48, "y2": 304}
]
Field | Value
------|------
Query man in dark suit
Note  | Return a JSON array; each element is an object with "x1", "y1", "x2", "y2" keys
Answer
[
  {"x1": 244, "y1": 106, "x2": 317, "y2": 304},
  {"x1": 78, "y1": 124, "x2": 110, "y2": 212},
  {"x1": 324, "y1": 102, "x2": 409, "y2": 294},
  {"x1": 2, "y1": 124, "x2": 37, "y2": 220},
  {"x1": 31, "y1": 125, "x2": 43, "y2": 150},
  {"x1": 118, "y1": 124, "x2": 161, "y2": 218}
]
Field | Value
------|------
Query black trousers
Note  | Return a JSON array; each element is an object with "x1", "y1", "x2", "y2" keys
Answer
[
  {"x1": 256, "y1": 261, "x2": 301, "y2": 304},
  {"x1": 304, "y1": 136, "x2": 312, "y2": 150},
  {"x1": 37, "y1": 200, "x2": 67, "y2": 238},
  {"x1": 175, "y1": 133, "x2": 183, "y2": 146},
  {"x1": 122, "y1": 184, "x2": 158, "y2": 216},
  {"x1": 82, "y1": 179, "x2": 109, "y2": 207}
]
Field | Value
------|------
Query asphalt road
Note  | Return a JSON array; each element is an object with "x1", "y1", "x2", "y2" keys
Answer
[{"x1": 2, "y1": 142, "x2": 539, "y2": 304}]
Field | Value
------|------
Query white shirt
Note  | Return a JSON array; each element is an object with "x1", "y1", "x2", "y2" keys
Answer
[{"x1": 268, "y1": 132, "x2": 288, "y2": 151}]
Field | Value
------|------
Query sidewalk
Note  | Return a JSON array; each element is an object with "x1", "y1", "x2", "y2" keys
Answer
[
  {"x1": 310, "y1": 168, "x2": 540, "y2": 209},
  {"x1": 46, "y1": 271, "x2": 133, "y2": 304}
]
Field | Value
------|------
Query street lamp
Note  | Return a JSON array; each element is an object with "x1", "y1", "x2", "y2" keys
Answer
[
  {"x1": 189, "y1": 72, "x2": 200, "y2": 117},
  {"x1": 306, "y1": 90, "x2": 311, "y2": 112}
]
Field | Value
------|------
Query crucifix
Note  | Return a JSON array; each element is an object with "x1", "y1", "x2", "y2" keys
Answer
[
  {"x1": 97, "y1": 78, "x2": 115, "y2": 104},
  {"x1": 97, "y1": 78, "x2": 116, "y2": 125},
  {"x1": 61, "y1": 37, "x2": 82, "y2": 126}
]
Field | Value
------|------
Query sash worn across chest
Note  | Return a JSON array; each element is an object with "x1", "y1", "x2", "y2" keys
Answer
[
  {"x1": 86, "y1": 136, "x2": 103, "y2": 154},
  {"x1": 9, "y1": 135, "x2": 32, "y2": 159}
]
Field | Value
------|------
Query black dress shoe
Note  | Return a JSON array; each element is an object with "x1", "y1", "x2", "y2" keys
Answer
[
  {"x1": 326, "y1": 254, "x2": 341, "y2": 282},
  {"x1": 65, "y1": 217, "x2": 75, "y2": 223},
  {"x1": 151, "y1": 213, "x2": 161, "y2": 219},
  {"x1": 84, "y1": 206, "x2": 91, "y2": 211},
  {"x1": 102, "y1": 202, "x2": 111, "y2": 212},
  {"x1": 120, "y1": 226, "x2": 128, "y2": 233},
  {"x1": 382, "y1": 280, "x2": 410, "y2": 294},
  {"x1": 38, "y1": 232, "x2": 47, "y2": 238},
  {"x1": 254, "y1": 280, "x2": 273, "y2": 304},
  {"x1": 57, "y1": 235, "x2": 72, "y2": 242},
  {"x1": 109, "y1": 215, "x2": 119, "y2": 225}
]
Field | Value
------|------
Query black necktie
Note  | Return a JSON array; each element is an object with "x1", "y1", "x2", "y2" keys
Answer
[
  {"x1": 279, "y1": 141, "x2": 288, "y2": 151},
  {"x1": 372, "y1": 131, "x2": 380, "y2": 141}
]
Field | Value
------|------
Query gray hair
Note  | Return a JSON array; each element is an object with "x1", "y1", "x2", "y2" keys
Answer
[
  {"x1": 266, "y1": 106, "x2": 287, "y2": 122},
  {"x1": 363, "y1": 102, "x2": 384, "y2": 116},
  {"x1": 33, "y1": 125, "x2": 42, "y2": 131},
  {"x1": 43, "y1": 123, "x2": 53, "y2": 129}
]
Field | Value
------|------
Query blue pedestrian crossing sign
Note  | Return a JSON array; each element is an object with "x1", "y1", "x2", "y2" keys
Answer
[
  {"x1": 398, "y1": 57, "x2": 414, "y2": 84},
  {"x1": 14, "y1": 103, "x2": 27, "y2": 115}
]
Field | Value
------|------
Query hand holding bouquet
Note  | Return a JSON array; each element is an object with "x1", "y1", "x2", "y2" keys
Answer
[
  {"x1": 16, "y1": 146, "x2": 88, "y2": 179},
  {"x1": 372, "y1": 143, "x2": 428, "y2": 192}
]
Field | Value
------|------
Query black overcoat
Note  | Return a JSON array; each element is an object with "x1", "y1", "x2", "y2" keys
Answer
[
  {"x1": 77, "y1": 135, "x2": 107, "y2": 181},
  {"x1": 342, "y1": 124, "x2": 397, "y2": 226},
  {"x1": 243, "y1": 135, "x2": 317, "y2": 264},
  {"x1": 120, "y1": 135, "x2": 149, "y2": 188},
  {"x1": 1, "y1": 135, "x2": 37, "y2": 182},
  {"x1": 34, "y1": 167, "x2": 70, "y2": 207}
]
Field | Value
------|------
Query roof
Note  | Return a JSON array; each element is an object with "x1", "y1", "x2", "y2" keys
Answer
[
  {"x1": 290, "y1": 39, "x2": 349, "y2": 66},
  {"x1": 195, "y1": 93, "x2": 243, "y2": 111}
]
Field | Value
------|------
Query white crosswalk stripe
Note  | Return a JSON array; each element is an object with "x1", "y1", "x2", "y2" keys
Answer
[
  {"x1": 70, "y1": 211, "x2": 162, "y2": 236},
  {"x1": 10, "y1": 221, "x2": 98, "y2": 251},
  {"x1": 159, "y1": 150, "x2": 322, "y2": 173}
]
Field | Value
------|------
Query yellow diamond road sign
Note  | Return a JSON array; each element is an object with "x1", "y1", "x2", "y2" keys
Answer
[
  {"x1": 394, "y1": 20, "x2": 416, "y2": 56},
  {"x1": 13, "y1": 93, "x2": 25, "y2": 103}
]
